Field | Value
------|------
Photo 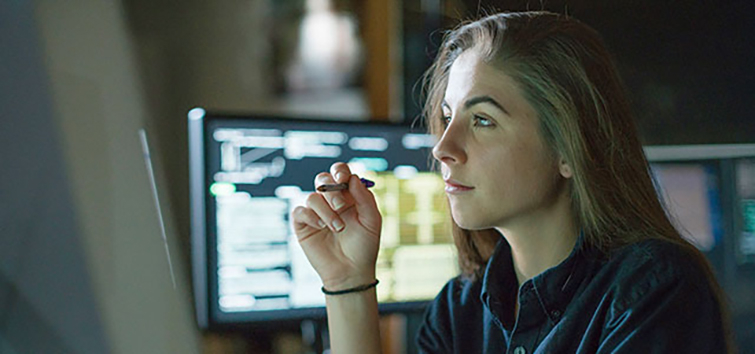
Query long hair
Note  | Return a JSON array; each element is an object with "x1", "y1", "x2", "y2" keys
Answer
[{"x1": 421, "y1": 11, "x2": 731, "y2": 348}]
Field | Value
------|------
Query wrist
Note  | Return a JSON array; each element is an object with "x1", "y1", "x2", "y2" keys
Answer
[
  {"x1": 322, "y1": 272, "x2": 376, "y2": 292},
  {"x1": 322, "y1": 279, "x2": 379, "y2": 296}
]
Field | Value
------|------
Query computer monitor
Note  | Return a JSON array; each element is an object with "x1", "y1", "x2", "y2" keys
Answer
[
  {"x1": 644, "y1": 144, "x2": 755, "y2": 274},
  {"x1": 649, "y1": 161, "x2": 723, "y2": 252},
  {"x1": 735, "y1": 158, "x2": 755, "y2": 265},
  {"x1": 189, "y1": 109, "x2": 456, "y2": 329}
]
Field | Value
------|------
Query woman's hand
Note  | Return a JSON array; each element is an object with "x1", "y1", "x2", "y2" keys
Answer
[{"x1": 290, "y1": 162, "x2": 382, "y2": 291}]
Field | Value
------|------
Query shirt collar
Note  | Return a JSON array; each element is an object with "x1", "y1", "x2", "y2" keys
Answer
[
  {"x1": 480, "y1": 231, "x2": 591, "y2": 328},
  {"x1": 480, "y1": 237, "x2": 519, "y2": 330},
  {"x1": 530, "y1": 231, "x2": 590, "y2": 322}
]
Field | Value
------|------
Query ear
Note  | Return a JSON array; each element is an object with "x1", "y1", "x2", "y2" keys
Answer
[{"x1": 559, "y1": 157, "x2": 573, "y2": 179}]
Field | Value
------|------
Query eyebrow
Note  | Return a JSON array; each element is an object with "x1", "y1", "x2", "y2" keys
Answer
[{"x1": 442, "y1": 95, "x2": 510, "y2": 115}]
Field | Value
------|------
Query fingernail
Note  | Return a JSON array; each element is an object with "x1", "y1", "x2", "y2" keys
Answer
[
  {"x1": 332, "y1": 219, "x2": 344, "y2": 232},
  {"x1": 335, "y1": 172, "x2": 344, "y2": 182},
  {"x1": 332, "y1": 196, "x2": 345, "y2": 210},
  {"x1": 317, "y1": 220, "x2": 326, "y2": 229}
]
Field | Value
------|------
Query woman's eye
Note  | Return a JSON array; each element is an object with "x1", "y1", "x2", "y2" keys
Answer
[
  {"x1": 440, "y1": 115, "x2": 493, "y2": 129},
  {"x1": 473, "y1": 115, "x2": 494, "y2": 127}
]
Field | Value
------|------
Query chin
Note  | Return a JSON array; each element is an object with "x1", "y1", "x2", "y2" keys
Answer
[{"x1": 451, "y1": 212, "x2": 492, "y2": 231}]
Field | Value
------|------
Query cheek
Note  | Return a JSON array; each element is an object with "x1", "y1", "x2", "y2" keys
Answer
[
  {"x1": 477, "y1": 144, "x2": 517, "y2": 182},
  {"x1": 480, "y1": 141, "x2": 556, "y2": 195},
  {"x1": 476, "y1": 153, "x2": 518, "y2": 205}
]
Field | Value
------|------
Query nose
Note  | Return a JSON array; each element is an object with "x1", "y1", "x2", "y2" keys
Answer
[{"x1": 431, "y1": 120, "x2": 467, "y2": 165}]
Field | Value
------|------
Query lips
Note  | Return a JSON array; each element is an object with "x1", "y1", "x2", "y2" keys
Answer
[
  {"x1": 444, "y1": 179, "x2": 473, "y2": 188},
  {"x1": 444, "y1": 178, "x2": 474, "y2": 193}
]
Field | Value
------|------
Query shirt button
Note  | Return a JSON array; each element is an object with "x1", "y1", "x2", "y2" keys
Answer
[{"x1": 513, "y1": 346, "x2": 526, "y2": 354}]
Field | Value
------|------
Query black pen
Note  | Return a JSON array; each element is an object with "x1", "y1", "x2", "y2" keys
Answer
[{"x1": 317, "y1": 177, "x2": 375, "y2": 192}]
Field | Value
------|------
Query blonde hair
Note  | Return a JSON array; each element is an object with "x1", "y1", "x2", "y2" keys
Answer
[{"x1": 422, "y1": 12, "x2": 731, "y2": 349}]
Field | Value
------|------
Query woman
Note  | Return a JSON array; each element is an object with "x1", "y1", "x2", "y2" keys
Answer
[{"x1": 291, "y1": 11, "x2": 731, "y2": 353}]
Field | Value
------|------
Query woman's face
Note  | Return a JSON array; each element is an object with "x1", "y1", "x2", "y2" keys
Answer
[{"x1": 432, "y1": 50, "x2": 569, "y2": 231}]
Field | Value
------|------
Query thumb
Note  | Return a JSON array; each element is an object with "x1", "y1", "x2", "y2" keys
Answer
[{"x1": 348, "y1": 175, "x2": 380, "y2": 222}]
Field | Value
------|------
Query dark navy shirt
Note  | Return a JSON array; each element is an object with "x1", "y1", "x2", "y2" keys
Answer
[{"x1": 416, "y1": 236, "x2": 727, "y2": 353}]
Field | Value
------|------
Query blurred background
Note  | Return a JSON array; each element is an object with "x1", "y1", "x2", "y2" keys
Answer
[{"x1": 1, "y1": 0, "x2": 753, "y2": 353}]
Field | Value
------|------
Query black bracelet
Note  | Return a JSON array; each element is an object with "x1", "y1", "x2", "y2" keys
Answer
[{"x1": 321, "y1": 279, "x2": 379, "y2": 296}]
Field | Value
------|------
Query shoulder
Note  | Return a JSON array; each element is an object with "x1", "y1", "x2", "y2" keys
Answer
[
  {"x1": 422, "y1": 274, "x2": 482, "y2": 323},
  {"x1": 608, "y1": 237, "x2": 709, "y2": 281},
  {"x1": 591, "y1": 239, "x2": 728, "y2": 352},
  {"x1": 602, "y1": 237, "x2": 715, "y2": 312}
]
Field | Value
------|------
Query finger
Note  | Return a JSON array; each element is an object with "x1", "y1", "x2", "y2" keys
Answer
[
  {"x1": 315, "y1": 172, "x2": 354, "y2": 212},
  {"x1": 306, "y1": 192, "x2": 346, "y2": 233},
  {"x1": 348, "y1": 174, "x2": 380, "y2": 221},
  {"x1": 291, "y1": 205, "x2": 327, "y2": 237},
  {"x1": 329, "y1": 162, "x2": 355, "y2": 210},
  {"x1": 330, "y1": 162, "x2": 353, "y2": 184}
]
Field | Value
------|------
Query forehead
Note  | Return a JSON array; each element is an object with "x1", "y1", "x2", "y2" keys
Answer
[{"x1": 444, "y1": 50, "x2": 526, "y2": 110}]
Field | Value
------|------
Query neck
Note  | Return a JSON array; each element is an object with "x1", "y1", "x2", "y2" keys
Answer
[{"x1": 495, "y1": 185, "x2": 578, "y2": 287}]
